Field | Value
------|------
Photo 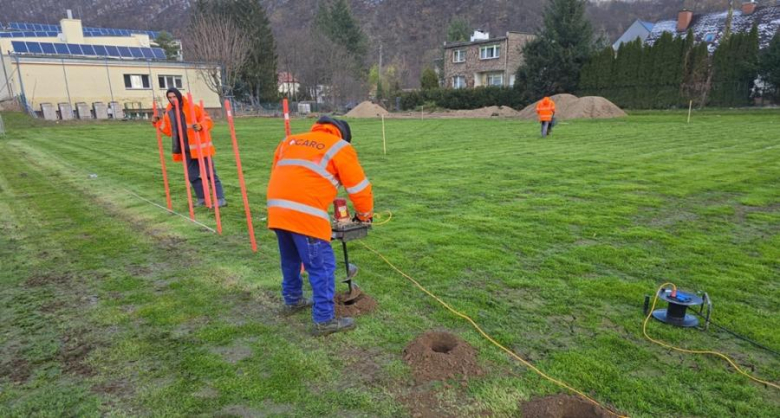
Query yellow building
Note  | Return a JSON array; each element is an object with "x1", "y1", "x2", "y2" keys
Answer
[{"x1": 0, "y1": 15, "x2": 220, "y2": 119}]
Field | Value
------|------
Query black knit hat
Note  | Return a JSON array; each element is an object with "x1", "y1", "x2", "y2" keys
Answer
[
  {"x1": 166, "y1": 88, "x2": 184, "y2": 107},
  {"x1": 316, "y1": 116, "x2": 352, "y2": 143}
]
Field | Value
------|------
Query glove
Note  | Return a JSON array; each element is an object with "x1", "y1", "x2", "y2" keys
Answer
[{"x1": 192, "y1": 122, "x2": 202, "y2": 132}]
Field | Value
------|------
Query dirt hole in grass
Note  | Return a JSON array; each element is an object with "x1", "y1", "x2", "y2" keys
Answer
[
  {"x1": 334, "y1": 291, "x2": 377, "y2": 317},
  {"x1": 0, "y1": 357, "x2": 31, "y2": 384},
  {"x1": 403, "y1": 331, "x2": 481, "y2": 383},
  {"x1": 520, "y1": 394, "x2": 614, "y2": 418}
]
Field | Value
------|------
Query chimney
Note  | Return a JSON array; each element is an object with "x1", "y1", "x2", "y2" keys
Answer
[
  {"x1": 677, "y1": 9, "x2": 693, "y2": 32},
  {"x1": 66, "y1": 9, "x2": 73, "y2": 19},
  {"x1": 742, "y1": 1, "x2": 757, "y2": 15}
]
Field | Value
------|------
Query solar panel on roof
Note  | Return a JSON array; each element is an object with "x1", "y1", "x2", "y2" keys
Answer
[
  {"x1": 66, "y1": 44, "x2": 83, "y2": 55},
  {"x1": 81, "y1": 44, "x2": 96, "y2": 55},
  {"x1": 41, "y1": 43, "x2": 56, "y2": 54},
  {"x1": 141, "y1": 48, "x2": 154, "y2": 58},
  {"x1": 105, "y1": 45, "x2": 120, "y2": 57},
  {"x1": 129, "y1": 47, "x2": 144, "y2": 58},
  {"x1": 93, "y1": 45, "x2": 107, "y2": 56},
  {"x1": 26, "y1": 42, "x2": 43, "y2": 53},
  {"x1": 54, "y1": 43, "x2": 69, "y2": 54},
  {"x1": 0, "y1": 33, "x2": 10, "y2": 38},
  {"x1": 11, "y1": 41, "x2": 28, "y2": 53},
  {"x1": 118, "y1": 46, "x2": 132, "y2": 57},
  {"x1": 152, "y1": 48, "x2": 166, "y2": 59}
]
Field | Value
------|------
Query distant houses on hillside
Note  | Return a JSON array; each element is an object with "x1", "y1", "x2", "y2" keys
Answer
[{"x1": 613, "y1": 2, "x2": 780, "y2": 52}]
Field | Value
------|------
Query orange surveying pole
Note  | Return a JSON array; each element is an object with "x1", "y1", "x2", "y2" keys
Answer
[
  {"x1": 173, "y1": 100, "x2": 196, "y2": 220},
  {"x1": 186, "y1": 93, "x2": 212, "y2": 209},
  {"x1": 200, "y1": 99, "x2": 222, "y2": 234},
  {"x1": 283, "y1": 98, "x2": 291, "y2": 136},
  {"x1": 153, "y1": 103, "x2": 172, "y2": 210},
  {"x1": 225, "y1": 100, "x2": 257, "y2": 252}
]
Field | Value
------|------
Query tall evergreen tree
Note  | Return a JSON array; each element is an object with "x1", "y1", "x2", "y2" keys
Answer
[
  {"x1": 153, "y1": 31, "x2": 179, "y2": 60},
  {"x1": 759, "y1": 31, "x2": 780, "y2": 99},
  {"x1": 447, "y1": 18, "x2": 470, "y2": 42},
  {"x1": 515, "y1": 0, "x2": 595, "y2": 100},
  {"x1": 316, "y1": 0, "x2": 367, "y2": 67}
]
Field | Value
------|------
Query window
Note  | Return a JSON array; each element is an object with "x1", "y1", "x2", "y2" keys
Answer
[
  {"x1": 486, "y1": 73, "x2": 504, "y2": 86},
  {"x1": 158, "y1": 75, "x2": 183, "y2": 89},
  {"x1": 453, "y1": 75, "x2": 466, "y2": 89},
  {"x1": 123, "y1": 74, "x2": 150, "y2": 89},
  {"x1": 480, "y1": 45, "x2": 500, "y2": 60},
  {"x1": 453, "y1": 49, "x2": 466, "y2": 63}
]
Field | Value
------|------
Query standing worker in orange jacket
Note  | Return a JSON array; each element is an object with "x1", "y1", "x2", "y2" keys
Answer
[
  {"x1": 267, "y1": 116, "x2": 373, "y2": 336},
  {"x1": 535, "y1": 96, "x2": 556, "y2": 137},
  {"x1": 151, "y1": 88, "x2": 226, "y2": 207}
]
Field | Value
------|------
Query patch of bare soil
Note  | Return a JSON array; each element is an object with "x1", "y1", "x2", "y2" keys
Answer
[
  {"x1": 24, "y1": 272, "x2": 72, "y2": 287},
  {"x1": 334, "y1": 291, "x2": 378, "y2": 317},
  {"x1": 0, "y1": 357, "x2": 32, "y2": 384},
  {"x1": 60, "y1": 329, "x2": 96, "y2": 376},
  {"x1": 403, "y1": 331, "x2": 482, "y2": 383},
  {"x1": 520, "y1": 394, "x2": 614, "y2": 418}
]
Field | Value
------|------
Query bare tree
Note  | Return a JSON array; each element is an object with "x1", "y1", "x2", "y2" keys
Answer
[
  {"x1": 184, "y1": 13, "x2": 251, "y2": 103},
  {"x1": 289, "y1": 29, "x2": 367, "y2": 108}
]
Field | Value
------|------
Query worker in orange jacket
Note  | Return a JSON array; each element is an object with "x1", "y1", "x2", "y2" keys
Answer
[
  {"x1": 267, "y1": 116, "x2": 373, "y2": 336},
  {"x1": 535, "y1": 96, "x2": 556, "y2": 137},
  {"x1": 151, "y1": 88, "x2": 226, "y2": 207}
]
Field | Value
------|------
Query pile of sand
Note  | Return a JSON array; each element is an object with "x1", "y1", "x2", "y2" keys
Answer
[
  {"x1": 345, "y1": 101, "x2": 389, "y2": 118},
  {"x1": 452, "y1": 105, "x2": 521, "y2": 118},
  {"x1": 518, "y1": 94, "x2": 626, "y2": 120}
]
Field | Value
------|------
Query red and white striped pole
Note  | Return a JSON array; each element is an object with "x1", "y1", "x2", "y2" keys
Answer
[
  {"x1": 200, "y1": 99, "x2": 222, "y2": 234},
  {"x1": 283, "y1": 98, "x2": 291, "y2": 136},
  {"x1": 153, "y1": 103, "x2": 172, "y2": 210},
  {"x1": 225, "y1": 100, "x2": 258, "y2": 252}
]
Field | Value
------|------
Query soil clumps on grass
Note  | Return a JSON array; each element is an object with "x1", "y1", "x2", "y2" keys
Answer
[
  {"x1": 334, "y1": 291, "x2": 378, "y2": 317},
  {"x1": 520, "y1": 394, "x2": 614, "y2": 418},
  {"x1": 402, "y1": 331, "x2": 481, "y2": 383}
]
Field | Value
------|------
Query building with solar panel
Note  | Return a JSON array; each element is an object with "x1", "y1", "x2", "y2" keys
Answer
[{"x1": 0, "y1": 12, "x2": 220, "y2": 120}]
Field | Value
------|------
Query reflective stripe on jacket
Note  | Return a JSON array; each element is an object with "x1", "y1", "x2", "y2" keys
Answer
[
  {"x1": 154, "y1": 97, "x2": 214, "y2": 161},
  {"x1": 267, "y1": 123, "x2": 373, "y2": 241},
  {"x1": 535, "y1": 97, "x2": 556, "y2": 122}
]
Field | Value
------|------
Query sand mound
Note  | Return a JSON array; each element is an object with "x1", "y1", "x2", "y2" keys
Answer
[
  {"x1": 403, "y1": 331, "x2": 482, "y2": 383},
  {"x1": 452, "y1": 105, "x2": 520, "y2": 118},
  {"x1": 519, "y1": 94, "x2": 625, "y2": 120},
  {"x1": 345, "y1": 101, "x2": 389, "y2": 118}
]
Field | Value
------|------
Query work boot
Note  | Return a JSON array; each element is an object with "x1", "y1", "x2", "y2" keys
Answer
[
  {"x1": 195, "y1": 198, "x2": 206, "y2": 207},
  {"x1": 311, "y1": 317, "x2": 355, "y2": 337},
  {"x1": 217, "y1": 198, "x2": 227, "y2": 207},
  {"x1": 280, "y1": 298, "x2": 312, "y2": 316}
]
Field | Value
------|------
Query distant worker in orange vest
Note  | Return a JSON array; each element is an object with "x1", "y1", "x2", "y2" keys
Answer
[
  {"x1": 267, "y1": 116, "x2": 373, "y2": 336},
  {"x1": 535, "y1": 96, "x2": 556, "y2": 137},
  {"x1": 151, "y1": 88, "x2": 226, "y2": 207}
]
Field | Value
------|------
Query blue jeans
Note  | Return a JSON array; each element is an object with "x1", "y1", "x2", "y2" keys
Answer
[
  {"x1": 185, "y1": 153, "x2": 224, "y2": 200},
  {"x1": 274, "y1": 229, "x2": 336, "y2": 323}
]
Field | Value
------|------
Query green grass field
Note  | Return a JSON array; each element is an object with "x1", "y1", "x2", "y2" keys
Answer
[{"x1": 1, "y1": 109, "x2": 779, "y2": 417}]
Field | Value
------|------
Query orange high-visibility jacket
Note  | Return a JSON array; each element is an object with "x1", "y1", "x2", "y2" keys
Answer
[
  {"x1": 267, "y1": 123, "x2": 374, "y2": 241},
  {"x1": 154, "y1": 97, "x2": 214, "y2": 161},
  {"x1": 535, "y1": 97, "x2": 556, "y2": 122}
]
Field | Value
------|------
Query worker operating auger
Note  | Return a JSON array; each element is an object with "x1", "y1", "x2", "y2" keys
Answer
[{"x1": 266, "y1": 116, "x2": 374, "y2": 337}]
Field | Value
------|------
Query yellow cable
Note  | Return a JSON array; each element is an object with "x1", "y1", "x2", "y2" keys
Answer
[
  {"x1": 358, "y1": 241, "x2": 627, "y2": 418},
  {"x1": 643, "y1": 283, "x2": 780, "y2": 390},
  {"x1": 372, "y1": 210, "x2": 392, "y2": 226}
]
